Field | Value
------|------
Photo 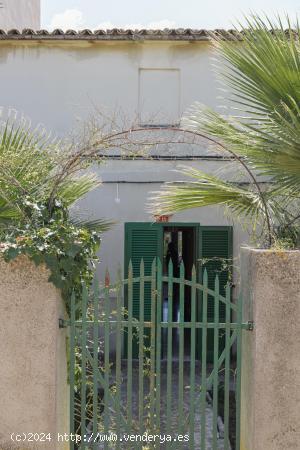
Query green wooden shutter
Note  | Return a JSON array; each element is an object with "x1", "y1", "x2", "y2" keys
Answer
[
  {"x1": 124, "y1": 223, "x2": 163, "y2": 358},
  {"x1": 199, "y1": 226, "x2": 233, "y2": 320},
  {"x1": 198, "y1": 226, "x2": 233, "y2": 361},
  {"x1": 124, "y1": 222, "x2": 163, "y2": 320}
]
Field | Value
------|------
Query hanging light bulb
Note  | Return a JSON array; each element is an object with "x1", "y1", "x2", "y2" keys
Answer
[{"x1": 115, "y1": 183, "x2": 121, "y2": 203}]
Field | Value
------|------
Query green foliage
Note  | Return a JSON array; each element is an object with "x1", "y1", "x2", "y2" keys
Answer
[
  {"x1": 1, "y1": 199, "x2": 101, "y2": 305},
  {"x1": 151, "y1": 15, "x2": 300, "y2": 248},
  {"x1": 0, "y1": 117, "x2": 111, "y2": 304}
]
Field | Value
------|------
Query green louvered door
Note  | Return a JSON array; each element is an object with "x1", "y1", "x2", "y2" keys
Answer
[
  {"x1": 125, "y1": 223, "x2": 233, "y2": 360},
  {"x1": 198, "y1": 226, "x2": 233, "y2": 362},
  {"x1": 124, "y1": 223, "x2": 163, "y2": 357}
]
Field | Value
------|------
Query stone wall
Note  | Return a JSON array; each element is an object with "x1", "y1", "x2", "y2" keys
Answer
[
  {"x1": 240, "y1": 248, "x2": 300, "y2": 450},
  {"x1": 0, "y1": 256, "x2": 69, "y2": 450}
]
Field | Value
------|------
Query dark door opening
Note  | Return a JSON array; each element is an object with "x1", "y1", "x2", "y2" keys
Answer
[{"x1": 162, "y1": 226, "x2": 197, "y2": 360}]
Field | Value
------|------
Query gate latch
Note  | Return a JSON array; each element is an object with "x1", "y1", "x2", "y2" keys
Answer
[{"x1": 246, "y1": 320, "x2": 254, "y2": 331}]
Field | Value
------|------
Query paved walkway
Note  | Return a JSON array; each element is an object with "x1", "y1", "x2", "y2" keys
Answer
[{"x1": 97, "y1": 361, "x2": 232, "y2": 449}]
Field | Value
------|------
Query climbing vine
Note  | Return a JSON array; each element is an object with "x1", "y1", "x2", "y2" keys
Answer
[{"x1": 0, "y1": 197, "x2": 101, "y2": 308}]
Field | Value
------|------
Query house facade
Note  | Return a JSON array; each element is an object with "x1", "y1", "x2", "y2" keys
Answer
[
  {"x1": 0, "y1": 29, "x2": 249, "y2": 310},
  {"x1": 0, "y1": 0, "x2": 40, "y2": 30}
]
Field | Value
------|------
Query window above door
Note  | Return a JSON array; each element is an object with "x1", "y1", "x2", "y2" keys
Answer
[{"x1": 138, "y1": 68, "x2": 181, "y2": 127}]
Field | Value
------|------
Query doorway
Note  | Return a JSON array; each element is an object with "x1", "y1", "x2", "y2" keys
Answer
[
  {"x1": 162, "y1": 226, "x2": 197, "y2": 359},
  {"x1": 124, "y1": 222, "x2": 233, "y2": 361}
]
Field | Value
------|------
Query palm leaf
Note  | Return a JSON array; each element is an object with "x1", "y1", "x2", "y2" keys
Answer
[
  {"x1": 0, "y1": 197, "x2": 20, "y2": 226},
  {"x1": 70, "y1": 217, "x2": 114, "y2": 233},
  {"x1": 152, "y1": 16, "x2": 300, "y2": 245},
  {"x1": 182, "y1": 103, "x2": 300, "y2": 192},
  {"x1": 58, "y1": 174, "x2": 102, "y2": 206},
  {"x1": 0, "y1": 117, "x2": 110, "y2": 236},
  {"x1": 0, "y1": 119, "x2": 60, "y2": 202},
  {"x1": 216, "y1": 16, "x2": 300, "y2": 118},
  {"x1": 181, "y1": 17, "x2": 300, "y2": 199},
  {"x1": 150, "y1": 167, "x2": 266, "y2": 223}
]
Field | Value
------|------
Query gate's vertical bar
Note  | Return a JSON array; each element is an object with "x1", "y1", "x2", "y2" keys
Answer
[
  {"x1": 92, "y1": 279, "x2": 100, "y2": 449},
  {"x1": 235, "y1": 292, "x2": 243, "y2": 450},
  {"x1": 127, "y1": 261, "x2": 133, "y2": 431},
  {"x1": 189, "y1": 266, "x2": 197, "y2": 448},
  {"x1": 115, "y1": 267, "x2": 122, "y2": 448},
  {"x1": 104, "y1": 270, "x2": 110, "y2": 449},
  {"x1": 224, "y1": 283, "x2": 231, "y2": 450},
  {"x1": 200, "y1": 269, "x2": 208, "y2": 450},
  {"x1": 150, "y1": 259, "x2": 157, "y2": 432},
  {"x1": 156, "y1": 259, "x2": 162, "y2": 434},
  {"x1": 212, "y1": 276, "x2": 220, "y2": 449},
  {"x1": 69, "y1": 291, "x2": 76, "y2": 450},
  {"x1": 139, "y1": 260, "x2": 145, "y2": 437},
  {"x1": 166, "y1": 260, "x2": 173, "y2": 449},
  {"x1": 178, "y1": 262, "x2": 185, "y2": 438},
  {"x1": 81, "y1": 285, "x2": 88, "y2": 449}
]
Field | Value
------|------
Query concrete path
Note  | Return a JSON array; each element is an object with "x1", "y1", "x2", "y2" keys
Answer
[{"x1": 95, "y1": 361, "x2": 232, "y2": 449}]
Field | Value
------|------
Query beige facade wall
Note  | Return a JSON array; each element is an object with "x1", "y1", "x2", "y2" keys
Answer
[
  {"x1": 0, "y1": 256, "x2": 69, "y2": 450},
  {"x1": 0, "y1": 0, "x2": 40, "y2": 30},
  {"x1": 240, "y1": 248, "x2": 300, "y2": 450}
]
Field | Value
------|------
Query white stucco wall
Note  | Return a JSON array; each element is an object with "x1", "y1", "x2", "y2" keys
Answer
[
  {"x1": 0, "y1": 0, "x2": 40, "y2": 30},
  {"x1": 0, "y1": 39, "x2": 251, "y2": 285},
  {"x1": 0, "y1": 40, "x2": 223, "y2": 134}
]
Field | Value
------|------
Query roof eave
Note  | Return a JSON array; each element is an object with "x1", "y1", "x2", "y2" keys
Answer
[{"x1": 0, "y1": 28, "x2": 243, "y2": 41}]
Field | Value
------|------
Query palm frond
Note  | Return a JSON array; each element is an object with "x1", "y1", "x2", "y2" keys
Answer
[
  {"x1": 0, "y1": 197, "x2": 20, "y2": 226},
  {"x1": 58, "y1": 174, "x2": 102, "y2": 206},
  {"x1": 0, "y1": 117, "x2": 110, "y2": 235},
  {"x1": 216, "y1": 16, "x2": 300, "y2": 118},
  {"x1": 149, "y1": 167, "x2": 265, "y2": 223},
  {"x1": 157, "y1": 16, "x2": 300, "y2": 246},
  {"x1": 70, "y1": 217, "x2": 114, "y2": 233},
  {"x1": 0, "y1": 119, "x2": 61, "y2": 202},
  {"x1": 182, "y1": 103, "x2": 300, "y2": 192}
]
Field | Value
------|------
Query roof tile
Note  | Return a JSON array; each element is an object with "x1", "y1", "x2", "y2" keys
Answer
[{"x1": 0, "y1": 28, "x2": 286, "y2": 41}]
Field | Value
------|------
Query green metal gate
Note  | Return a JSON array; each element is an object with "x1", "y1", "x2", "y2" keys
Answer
[{"x1": 67, "y1": 259, "x2": 251, "y2": 449}]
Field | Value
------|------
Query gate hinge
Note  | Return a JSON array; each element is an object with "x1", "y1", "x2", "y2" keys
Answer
[
  {"x1": 59, "y1": 318, "x2": 67, "y2": 329},
  {"x1": 245, "y1": 320, "x2": 254, "y2": 331}
]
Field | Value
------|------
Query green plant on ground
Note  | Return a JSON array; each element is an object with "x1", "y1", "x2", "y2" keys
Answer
[{"x1": 150, "y1": 15, "x2": 300, "y2": 249}]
